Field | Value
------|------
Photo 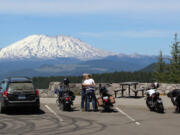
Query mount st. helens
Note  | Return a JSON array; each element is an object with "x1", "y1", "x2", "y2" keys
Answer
[
  {"x1": 0, "y1": 35, "x2": 111, "y2": 60},
  {"x1": 0, "y1": 35, "x2": 157, "y2": 78}
]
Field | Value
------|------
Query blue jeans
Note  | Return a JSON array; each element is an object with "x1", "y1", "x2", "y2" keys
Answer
[
  {"x1": 81, "y1": 89, "x2": 85, "y2": 109},
  {"x1": 86, "y1": 90, "x2": 96, "y2": 111}
]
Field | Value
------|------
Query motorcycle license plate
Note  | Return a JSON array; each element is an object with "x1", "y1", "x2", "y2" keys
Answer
[{"x1": 103, "y1": 96, "x2": 108, "y2": 100}]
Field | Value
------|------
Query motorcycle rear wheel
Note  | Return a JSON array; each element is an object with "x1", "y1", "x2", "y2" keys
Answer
[
  {"x1": 64, "y1": 105, "x2": 72, "y2": 111},
  {"x1": 59, "y1": 102, "x2": 65, "y2": 111},
  {"x1": 157, "y1": 103, "x2": 164, "y2": 113}
]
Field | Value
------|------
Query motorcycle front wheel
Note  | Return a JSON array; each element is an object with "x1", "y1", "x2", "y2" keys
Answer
[{"x1": 146, "y1": 100, "x2": 154, "y2": 111}]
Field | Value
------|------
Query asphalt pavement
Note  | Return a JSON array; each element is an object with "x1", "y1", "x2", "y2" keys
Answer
[{"x1": 0, "y1": 96, "x2": 179, "y2": 135}]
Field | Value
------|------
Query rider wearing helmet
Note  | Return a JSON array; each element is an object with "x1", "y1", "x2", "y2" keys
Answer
[
  {"x1": 59, "y1": 78, "x2": 75, "y2": 100},
  {"x1": 58, "y1": 78, "x2": 69, "y2": 98},
  {"x1": 151, "y1": 82, "x2": 159, "y2": 89},
  {"x1": 99, "y1": 84, "x2": 110, "y2": 97},
  {"x1": 63, "y1": 78, "x2": 70, "y2": 86}
]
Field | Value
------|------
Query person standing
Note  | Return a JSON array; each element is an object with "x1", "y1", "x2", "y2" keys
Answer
[
  {"x1": 81, "y1": 74, "x2": 87, "y2": 111},
  {"x1": 82, "y1": 74, "x2": 97, "y2": 112}
]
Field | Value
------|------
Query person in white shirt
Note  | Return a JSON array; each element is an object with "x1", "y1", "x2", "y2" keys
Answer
[{"x1": 82, "y1": 74, "x2": 97, "y2": 111}]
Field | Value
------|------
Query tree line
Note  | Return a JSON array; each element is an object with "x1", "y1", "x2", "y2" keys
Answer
[
  {"x1": 33, "y1": 72, "x2": 153, "y2": 89},
  {"x1": 154, "y1": 33, "x2": 180, "y2": 83}
]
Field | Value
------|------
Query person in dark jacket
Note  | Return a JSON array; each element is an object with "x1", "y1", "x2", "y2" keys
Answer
[
  {"x1": 99, "y1": 84, "x2": 111, "y2": 97},
  {"x1": 58, "y1": 78, "x2": 75, "y2": 101},
  {"x1": 167, "y1": 89, "x2": 180, "y2": 113}
]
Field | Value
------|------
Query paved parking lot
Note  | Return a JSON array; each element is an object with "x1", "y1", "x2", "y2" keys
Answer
[{"x1": 0, "y1": 97, "x2": 180, "y2": 135}]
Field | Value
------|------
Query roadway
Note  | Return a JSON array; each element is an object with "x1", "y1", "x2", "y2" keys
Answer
[{"x1": 0, "y1": 97, "x2": 179, "y2": 135}]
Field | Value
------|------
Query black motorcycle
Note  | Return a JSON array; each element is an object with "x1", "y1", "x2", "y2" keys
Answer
[
  {"x1": 102, "y1": 95, "x2": 114, "y2": 112},
  {"x1": 99, "y1": 85, "x2": 115, "y2": 112},
  {"x1": 57, "y1": 78, "x2": 75, "y2": 111},
  {"x1": 146, "y1": 90, "x2": 164, "y2": 113},
  {"x1": 57, "y1": 91, "x2": 74, "y2": 111}
]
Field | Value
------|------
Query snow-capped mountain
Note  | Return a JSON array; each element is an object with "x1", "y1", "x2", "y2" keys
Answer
[
  {"x1": 0, "y1": 35, "x2": 112, "y2": 60},
  {"x1": 0, "y1": 34, "x2": 158, "y2": 79}
]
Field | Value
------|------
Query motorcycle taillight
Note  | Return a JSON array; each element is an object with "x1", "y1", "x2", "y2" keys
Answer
[
  {"x1": 65, "y1": 97, "x2": 69, "y2": 101},
  {"x1": 104, "y1": 99, "x2": 108, "y2": 103}
]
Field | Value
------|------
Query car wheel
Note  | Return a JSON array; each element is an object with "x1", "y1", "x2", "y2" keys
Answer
[
  {"x1": 34, "y1": 106, "x2": 40, "y2": 113},
  {"x1": 0, "y1": 103, "x2": 6, "y2": 113}
]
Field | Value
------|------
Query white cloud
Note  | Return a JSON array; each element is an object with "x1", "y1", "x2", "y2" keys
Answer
[
  {"x1": 78, "y1": 30, "x2": 176, "y2": 38},
  {"x1": 0, "y1": 0, "x2": 180, "y2": 15}
]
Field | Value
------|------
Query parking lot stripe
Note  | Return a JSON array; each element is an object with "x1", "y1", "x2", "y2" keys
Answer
[
  {"x1": 45, "y1": 105, "x2": 64, "y2": 122},
  {"x1": 116, "y1": 107, "x2": 141, "y2": 126}
]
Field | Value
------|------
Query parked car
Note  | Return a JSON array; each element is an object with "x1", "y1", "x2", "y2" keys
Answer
[{"x1": 0, "y1": 77, "x2": 40, "y2": 113}]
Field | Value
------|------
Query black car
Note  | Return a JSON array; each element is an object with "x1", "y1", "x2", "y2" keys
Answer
[{"x1": 0, "y1": 77, "x2": 40, "y2": 113}]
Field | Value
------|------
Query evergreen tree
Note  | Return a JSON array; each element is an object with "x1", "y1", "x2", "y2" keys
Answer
[
  {"x1": 168, "y1": 33, "x2": 180, "y2": 83},
  {"x1": 153, "y1": 50, "x2": 167, "y2": 82}
]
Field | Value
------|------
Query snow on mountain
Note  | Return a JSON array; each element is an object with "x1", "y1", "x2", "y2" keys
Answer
[
  {"x1": 0, "y1": 35, "x2": 112, "y2": 60},
  {"x1": 115, "y1": 53, "x2": 157, "y2": 59}
]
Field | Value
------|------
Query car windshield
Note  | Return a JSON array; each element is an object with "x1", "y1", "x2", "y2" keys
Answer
[{"x1": 8, "y1": 83, "x2": 34, "y2": 91}]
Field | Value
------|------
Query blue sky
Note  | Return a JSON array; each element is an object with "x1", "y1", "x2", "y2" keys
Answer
[{"x1": 0, "y1": 0, "x2": 180, "y2": 55}]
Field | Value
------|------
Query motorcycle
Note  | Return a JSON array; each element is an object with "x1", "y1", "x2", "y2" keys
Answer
[
  {"x1": 57, "y1": 91, "x2": 74, "y2": 111},
  {"x1": 102, "y1": 95, "x2": 114, "y2": 112},
  {"x1": 146, "y1": 89, "x2": 164, "y2": 113},
  {"x1": 57, "y1": 78, "x2": 75, "y2": 111},
  {"x1": 56, "y1": 80, "x2": 75, "y2": 111},
  {"x1": 98, "y1": 86, "x2": 115, "y2": 112}
]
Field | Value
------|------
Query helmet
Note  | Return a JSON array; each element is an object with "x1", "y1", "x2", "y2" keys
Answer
[
  {"x1": 154, "y1": 82, "x2": 159, "y2": 88},
  {"x1": 152, "y1": 82, "x2": 159, "y2": 89},
  {"x1": 63, "y1": 78, "x2": 70, "y2": 86},
  {"x1": 100, "y1": 86, "x2": 108, "y2": 94}
]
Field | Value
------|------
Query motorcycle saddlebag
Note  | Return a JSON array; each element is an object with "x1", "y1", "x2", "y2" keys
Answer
[
  {"x1": 109, "y1": 96, "x2": 115, "y2": 104},
  {"x1": 97, "y1": 97, "x2": 103, "y2": 106}
]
